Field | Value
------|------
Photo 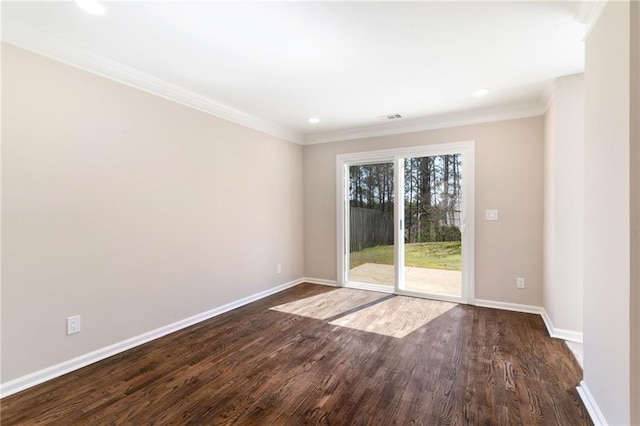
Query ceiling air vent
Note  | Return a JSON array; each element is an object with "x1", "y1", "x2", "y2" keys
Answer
[{"x1": 382, "y1": 113, "x2": 402, "y2": 120}]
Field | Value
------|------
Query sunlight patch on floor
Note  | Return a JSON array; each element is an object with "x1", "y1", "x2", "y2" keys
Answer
[
  {"x1": 328, "y1": 296, "x2": 457, "y2": 338},
  {"x1": 270, "y1": 288, "x2": 387, "y2": 320},
  {"x1": 271, "y1": 288, "x2": 458, "y2": 338}
]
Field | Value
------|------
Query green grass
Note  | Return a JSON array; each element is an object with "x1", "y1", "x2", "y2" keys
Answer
[{"x1": 350, "y1": 241, "x2": 461, "y2": 271}]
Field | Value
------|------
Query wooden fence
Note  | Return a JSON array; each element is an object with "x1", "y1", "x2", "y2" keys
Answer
[{"x1": 350, "y1": 207, "x2": 394, "y2": 252}]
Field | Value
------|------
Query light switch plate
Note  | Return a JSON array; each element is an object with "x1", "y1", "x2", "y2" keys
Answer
[{"x1": 485, "y1": 209, "x2": 499, "y2": 221}]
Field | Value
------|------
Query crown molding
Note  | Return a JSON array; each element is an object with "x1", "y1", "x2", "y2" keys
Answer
[
  {"x1": 304, "y1": 102, "x2": 546, "y2": 145},
  {"x1": 576, "y1": 1, "x2": 608, "y2": 41},
  {"x1": 1, "y1": 20, "x2": 553, "y2": 147},
  {"x1": 0, "y1": 20, "x2": 304, "y2": 144}
]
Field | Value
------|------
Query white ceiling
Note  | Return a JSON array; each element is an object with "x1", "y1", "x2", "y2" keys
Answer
[{"x1": 1, "y1": 1, "x2": 587, "y2": 144}]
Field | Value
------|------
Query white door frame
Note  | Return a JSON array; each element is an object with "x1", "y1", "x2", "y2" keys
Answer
[{"x1": 336, "y1": 141, "x2": 475, "y2": 304}]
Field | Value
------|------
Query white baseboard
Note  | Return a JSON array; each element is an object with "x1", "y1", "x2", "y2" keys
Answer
[
  {"x1": 577, "y1": 380, "x2": 608, "y2": 425},
  {"x1": 1, "y1": 281, "x2": 588, "y2": 402},
  {"x1": 0, "y1": 278, "x2": 304, "y2": 399},
  {"x1": 539, "y1": 309, "x2": 583, "y2": 343},
  {"x1": 301, "y1": 277, "x2": 338, "y2": 287},
  {"x1": 474, "y1": 299, "x2": 583, "y2": 343},
  {"x1": 474, "y1": 298, "x2": 545, "y2": 315},
  {"x1": 564, "y1": 341, "x2": 584, "y2": 368}
]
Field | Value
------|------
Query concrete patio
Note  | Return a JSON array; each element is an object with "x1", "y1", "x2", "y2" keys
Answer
[{"x1": 349, "y1": 263, "x2": 461, "y2": 297}]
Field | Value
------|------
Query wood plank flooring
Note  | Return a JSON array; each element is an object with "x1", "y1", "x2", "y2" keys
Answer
[{"x1": 1, "y1": 284, "x2": 592, "y2": 425}]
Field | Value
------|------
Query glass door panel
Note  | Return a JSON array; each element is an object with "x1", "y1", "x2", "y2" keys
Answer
[
  {"x1": 348, "y1": 162, "x2": 395, "y2": 288},
  {"x1": 401, "y1": 154, "x2": 462, "y2": 297}
]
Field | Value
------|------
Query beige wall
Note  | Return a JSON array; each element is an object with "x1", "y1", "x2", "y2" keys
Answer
[
  {"x1": 630, "y1": 1, "x2": 639, "y2": 423},
  {"x1": 543, "y1": 74, "x2": 584, "y2": 336},
  {"x1": 304, "y1": 117, "x2": 544, "y2": 306},
  {"x1": 1, "y1": 44, "x2": 304, "y2": 382},
  {"x1": 583, "y1": 1, "x2": 637, "y2": 424}
]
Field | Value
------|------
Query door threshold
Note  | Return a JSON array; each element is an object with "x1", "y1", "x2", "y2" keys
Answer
[
  {"x1": 344, "y1": 282, "x2": 394, "y2": 294},
  {"x1": 345, "y1": 282, "x2": 466, "y2": 304}
]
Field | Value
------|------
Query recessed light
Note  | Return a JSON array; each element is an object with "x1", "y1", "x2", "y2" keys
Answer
[
  {"x1": 472, "y1": 88, "x2": 490, "y2": 97},
  {"x1": 74, "y1": 0, "x2": 106, "y2": 15},
  {"x1": 308, "y1": 117, "x2": 320, "y2": 124}
]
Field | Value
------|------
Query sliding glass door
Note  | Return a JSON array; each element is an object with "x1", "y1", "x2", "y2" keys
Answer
[
  {"x1": 347, "y1": 161, "x2": 395, "y2": 290},
  {"x1": 337, "y1": 142, "x2": 474, "y2": 303},
  {"x1": 400, "y1": 154, "x2": 462, "y2": 298}
]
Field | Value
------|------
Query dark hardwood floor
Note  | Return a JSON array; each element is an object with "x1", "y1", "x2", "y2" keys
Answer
[{"x1": 1, "y1": 284, "x2": 591, "y2": 425}]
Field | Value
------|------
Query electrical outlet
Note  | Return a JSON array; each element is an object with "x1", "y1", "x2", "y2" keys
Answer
[
  {"x1": 485, "y1": 209, "x2": 499, "y2": 221},
  {"x1": 516, "y1": 277, "x2": 525, "y2": 289},
  {"x1": 277, "y1": 264, "x2": 282, "y2": 274},
  {"x1": 67, "y1": 315, "x2": 81, "y2": 335}
]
